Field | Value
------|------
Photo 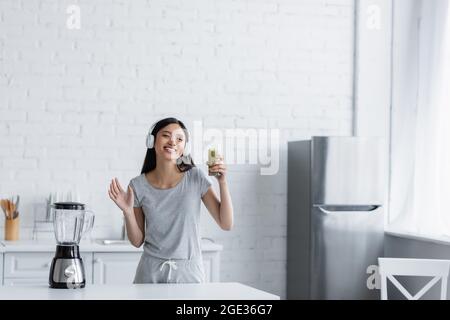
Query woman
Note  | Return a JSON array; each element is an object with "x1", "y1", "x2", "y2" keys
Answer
[{"x1": 108, "y1": 117, "x2": 233, "y2": 283}]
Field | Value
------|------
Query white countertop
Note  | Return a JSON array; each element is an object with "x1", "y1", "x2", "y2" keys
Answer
[
  {"x1": 0, "y1": 239, "x2": 223, "y2": 253},
  {"x1": 0, "y1": 283, "x2": 279, "y2": 300}
]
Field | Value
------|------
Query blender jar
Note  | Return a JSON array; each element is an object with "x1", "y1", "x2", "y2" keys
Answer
[{"x1": 51, "y1": 202, "x2": 95, "y2": 245}]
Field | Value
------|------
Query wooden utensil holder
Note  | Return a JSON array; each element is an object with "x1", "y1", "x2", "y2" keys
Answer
[{"x1": 5, "y1": 217, "x2": 19, "y2": 241}]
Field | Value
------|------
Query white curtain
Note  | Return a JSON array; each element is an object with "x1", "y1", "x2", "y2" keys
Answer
[{"x1": 389, "y1": 0, "x2": 450, "y2": 237}]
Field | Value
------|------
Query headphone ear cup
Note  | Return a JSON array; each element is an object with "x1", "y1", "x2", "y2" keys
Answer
[
  {"x1": 146, "y1": 134, "x2": 154, "y2": 149},
  {"x1": 183, "y1": 141, "x2": 191, "y2": 156}
]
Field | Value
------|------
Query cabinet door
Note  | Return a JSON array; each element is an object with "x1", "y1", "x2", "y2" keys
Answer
[
  {"x1": 203, "y1": 258, "x2": 212, "y2": 282},
  {"x1": 4, "y1": 278, "x2": 49, "y2": 286},
  {"x1": 93, "y1": 252, "x2": 141, "y2": 284},
  {"x1": 202, "y1": 251, "x2": 220, "y2": 282},
  {"x1": 4, "y1": 252, "x2": 54, "y2": 278}
]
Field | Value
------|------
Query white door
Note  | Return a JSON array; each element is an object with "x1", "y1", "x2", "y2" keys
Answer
[{"x1": 93, "y1": 252, "x2": 141, "y2": 285}]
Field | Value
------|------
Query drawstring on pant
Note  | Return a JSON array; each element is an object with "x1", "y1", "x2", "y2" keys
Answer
[{"x1": 160, "y1": 260, "x2": 178, "y2": 281}]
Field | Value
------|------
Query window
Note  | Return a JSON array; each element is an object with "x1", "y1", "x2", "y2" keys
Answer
[{"x1": 389, "y1": 0, "x2": 450, "y2": 238}]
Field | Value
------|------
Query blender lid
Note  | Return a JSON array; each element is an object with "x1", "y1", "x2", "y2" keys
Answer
[{"x1": 52, "y1": 202, "x2": 85, "y2": 210}]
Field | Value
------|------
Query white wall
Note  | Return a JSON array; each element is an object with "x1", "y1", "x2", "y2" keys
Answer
[
  {"x1": 353, "y1": 0, "x2": 392, "y2": 138},
  {"x1": 0, "y1": 0, "x2": 355, "y2": 298}
]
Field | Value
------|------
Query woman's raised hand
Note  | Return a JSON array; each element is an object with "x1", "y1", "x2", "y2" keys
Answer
[{"x1": 108, "y1": 178, "x2": 134, "y2": 214}]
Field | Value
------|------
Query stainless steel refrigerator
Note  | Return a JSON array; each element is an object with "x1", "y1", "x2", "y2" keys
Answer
[{"x1": 287, "y1": 137, "x2": 386, "y2": 300}]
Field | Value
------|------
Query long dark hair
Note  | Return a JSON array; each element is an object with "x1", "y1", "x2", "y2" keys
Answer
[{"x1": 141, "y1": 117, "x2": 195, "y2": 174}]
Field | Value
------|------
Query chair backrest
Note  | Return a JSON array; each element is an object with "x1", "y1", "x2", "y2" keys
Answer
[{"x1": 378, "y1": 257, "x2": 450, "y2": 300}]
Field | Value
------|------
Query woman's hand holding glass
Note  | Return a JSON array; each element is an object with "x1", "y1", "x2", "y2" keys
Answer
[{"x1": 208, "y1": 155, "x2": 227, "y2": 183}]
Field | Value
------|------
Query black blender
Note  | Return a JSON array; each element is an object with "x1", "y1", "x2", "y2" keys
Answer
[{"x1": 49, "y1": 202, "x2": 95, "y2": 289}]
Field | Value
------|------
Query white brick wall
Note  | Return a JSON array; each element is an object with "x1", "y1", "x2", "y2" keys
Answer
[{"x1": 0, "y1": 0, "x2": 354, "y2": 299}]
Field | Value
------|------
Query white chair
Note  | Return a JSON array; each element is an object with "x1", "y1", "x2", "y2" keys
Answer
[{"x1": 378, "y1": 257, "x2": 450, "y2": 300}]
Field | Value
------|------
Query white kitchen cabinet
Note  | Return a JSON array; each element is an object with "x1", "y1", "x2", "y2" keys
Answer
[
  {"x1": 4, "y1": 252, "x2": 54, "y2": 278},
  {"x1": 93, "y1": 252, "x2": 141, "y2": 284},
  {"x1": 3, "y1": 252, "x2": 93, "y2": 286},
  {"x1": 92, "y1": 252, "x2": 221, "y2": 284},
  {"x1": 0, "y1": 241, "x2": 222, "y2": 286},
  {"x1": 202, "y1": 250, "x2": 221, "y2": 282},
  {"x1": 4, "y1": 278, "x2": 50, "y2": 286}
]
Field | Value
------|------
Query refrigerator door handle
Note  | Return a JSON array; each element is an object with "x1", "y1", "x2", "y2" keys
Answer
[{"x1": 315, "y1": 205, "x2": 381, "y2": 214}]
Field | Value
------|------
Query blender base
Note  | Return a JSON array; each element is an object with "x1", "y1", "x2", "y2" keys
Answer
[{"x1": 49, "y1": 245, "x2": 87, "y2": 289}]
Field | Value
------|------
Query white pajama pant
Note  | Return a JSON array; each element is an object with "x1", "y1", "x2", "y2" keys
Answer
[{"x1": 133, "y1": 254, "x2": 205, "y2": 284}]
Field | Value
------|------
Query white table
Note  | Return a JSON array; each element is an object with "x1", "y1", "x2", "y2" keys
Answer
[{"x1": 0, "y1": 283, "x2": 280, "y2": 300}]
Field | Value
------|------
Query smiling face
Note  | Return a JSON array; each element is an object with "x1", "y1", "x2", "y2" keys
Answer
[{"x1": 154, "y1": 123, "x2": 187, "y2": 161}]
